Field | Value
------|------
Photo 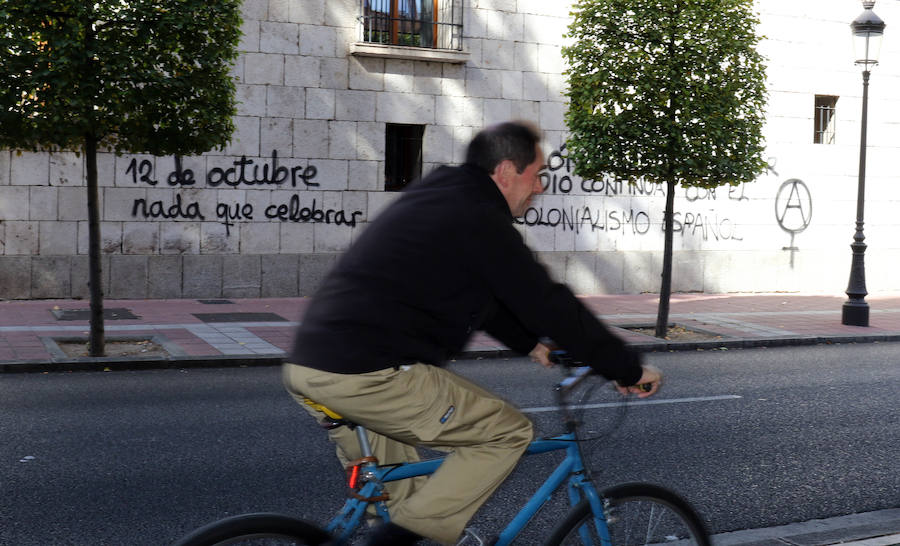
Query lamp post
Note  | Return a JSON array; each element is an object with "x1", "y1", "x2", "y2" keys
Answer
[{"x1": 842, "y1": 0, "x2": 886, "y2": 327}]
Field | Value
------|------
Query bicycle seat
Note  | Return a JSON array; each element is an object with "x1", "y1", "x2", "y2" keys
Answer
[{"x1": 303, "y1": 397, "x2": 352, "y2": 429}]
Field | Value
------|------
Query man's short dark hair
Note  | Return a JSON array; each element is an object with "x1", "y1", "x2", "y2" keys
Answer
[{"x1": 465, "y1": 121, "x2": 542, "y2": 174}]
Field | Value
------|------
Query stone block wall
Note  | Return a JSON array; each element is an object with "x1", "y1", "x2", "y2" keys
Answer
[{"x1": 3, "y1": 0, "x2": 900, "y2": 299}]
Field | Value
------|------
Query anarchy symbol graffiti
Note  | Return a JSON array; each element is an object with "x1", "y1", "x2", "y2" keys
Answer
[
  {"x1": 775, "y1": 179, "x2": 812, "y2": 267},
  {"x1": 775, "y1": 179, "x2": 812, "y2": 233}
]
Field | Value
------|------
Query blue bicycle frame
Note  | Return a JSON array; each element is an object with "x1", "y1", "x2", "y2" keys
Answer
[{"x1": 324, "y1": 431, "x2": 613, "y2": 546}]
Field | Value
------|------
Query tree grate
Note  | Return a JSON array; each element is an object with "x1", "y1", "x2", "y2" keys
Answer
[
  {"x1": 192, "y1": 312, "x2": 287, "y2": 323},
  {"x1": 51, "y1": 308, "x2": 140, "y2": 321}
]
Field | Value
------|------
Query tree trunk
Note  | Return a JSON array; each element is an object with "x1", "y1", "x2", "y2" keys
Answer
[
  {"x1": 655, "y1": 178, "x2": 677, "y2": 338},
  {"x1": 85, "y1": 134, "x2": 105, "y2": 357}
]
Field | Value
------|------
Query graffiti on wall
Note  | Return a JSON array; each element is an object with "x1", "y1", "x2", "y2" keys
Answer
[
  {"x1": 118, "y1": 145, "x2": 779, "y2": 246},
  {"x1": 127, "y1": 152, "x2": 363, "y2": 235},
  {"x1": 775, "y1": 178, "x2": 812, "y2": 267},
  {"x1": 515, "y1": 204, "x2": 742, "y2": 241},
  {"x1": 521, "y1": 144, "x2": 749, "y2": 242},
  {"x1": 126, "y1": 153, "x2": 319, "y2": 188}
]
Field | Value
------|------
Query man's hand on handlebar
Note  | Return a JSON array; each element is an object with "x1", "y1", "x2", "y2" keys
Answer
[
  {"x1": 529, "y1": 342, "x2": 554, "y2": 368},
  {"x1": 541, "y1": 347, "x2": 661, "y2": 398},
  {"x1": 616, "y1": 364, "x2": 662, "y2": 399}
]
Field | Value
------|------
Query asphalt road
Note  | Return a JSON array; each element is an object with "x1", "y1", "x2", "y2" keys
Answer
[{"x1": 1, "y1": 342, "x2": 898, "y2": 545}]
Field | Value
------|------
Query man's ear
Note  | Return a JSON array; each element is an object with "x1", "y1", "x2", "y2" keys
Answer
[{"x1": 492, "y1": 159, "x2": 515, "y2": 189}]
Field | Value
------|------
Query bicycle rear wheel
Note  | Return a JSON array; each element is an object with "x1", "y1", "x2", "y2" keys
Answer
[
  {"x1": 546, "y1": 483, "x2": 710, "y2": 546},
  {"x1": 172, "y1": 513, "x2": 331, "y2": 546}
]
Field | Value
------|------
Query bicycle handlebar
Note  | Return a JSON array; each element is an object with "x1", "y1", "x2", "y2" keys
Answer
[
  {"x1": 550, "y1": 350, "x2": 593, "y2": 397},
  {"x1": 550, "y1": 350, "x2": 652, "y2": 395}
]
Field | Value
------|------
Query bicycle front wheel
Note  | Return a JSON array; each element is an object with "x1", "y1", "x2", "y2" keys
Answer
[
  {"x1": 172, "y1": 513, "x2": 331, "y2": 546},
  {"x1": 546, "y1": 483, "x2": 710, "y2": 546}
]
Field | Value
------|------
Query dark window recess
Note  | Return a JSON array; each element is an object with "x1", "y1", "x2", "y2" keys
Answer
[
  {"x1": 814, "y1": 95, "x2": 838, "y2": 144},
  {"x1": 385, "y1": 123, "x2": 425, "y2": 191}
]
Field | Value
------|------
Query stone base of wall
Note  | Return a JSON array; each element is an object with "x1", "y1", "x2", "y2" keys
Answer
[
  {"x1": 0, "y1": 254, "x2": 339, "y2": 300},
  {"x1": 3, "y1": 249, "x2": 899, "y2": 300},
  {"x1": 535, "y1": 249, "x2": 900, "y2": 296}
]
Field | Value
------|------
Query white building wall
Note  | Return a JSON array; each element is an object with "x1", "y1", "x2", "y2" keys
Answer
[{"x1": 2, "y1": 0, "x2": 900, "y2": 299}]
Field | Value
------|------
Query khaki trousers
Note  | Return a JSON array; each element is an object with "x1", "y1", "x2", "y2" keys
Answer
[{"x1": 283, "y1": 362, "x2": 533, "y2": 545}]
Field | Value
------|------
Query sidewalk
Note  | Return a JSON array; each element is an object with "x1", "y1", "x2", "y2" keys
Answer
[{"x1": 3, "y1": 292, "x2": 900, "y2": 372}]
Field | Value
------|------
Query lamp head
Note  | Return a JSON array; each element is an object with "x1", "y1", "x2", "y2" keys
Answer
[{"x1": 852, "y1": 1, "x2": 886, "y2": 68}]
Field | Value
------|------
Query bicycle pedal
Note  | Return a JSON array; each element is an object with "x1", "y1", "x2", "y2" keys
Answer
[{"x1": 455, "y1": 527, "x2": 486, "y2": 546}]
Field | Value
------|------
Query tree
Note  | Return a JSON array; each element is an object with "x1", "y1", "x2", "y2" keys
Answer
[
  {"x1": 563, "y1": 0, "x2": 768, "y2": 338},
  {"x1": 0, "y1": 0, "x2": 241, "y2": 355}
]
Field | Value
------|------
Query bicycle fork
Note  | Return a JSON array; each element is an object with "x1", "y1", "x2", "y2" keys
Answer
[
  {"x1": 566, "y1": 474, "x2": 614, "y2": 546},
  {"x1": 559, "y1": 436, "x2": 615, "y2": 546}
]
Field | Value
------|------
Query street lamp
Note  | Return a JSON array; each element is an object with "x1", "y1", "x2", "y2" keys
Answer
[{"x1": 842, "y1": 0, "x2": 885, "y2": 327}]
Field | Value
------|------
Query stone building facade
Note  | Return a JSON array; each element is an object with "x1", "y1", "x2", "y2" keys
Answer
[{"x1": 2, "y1": 0, "x2": 900, "y2": 299}]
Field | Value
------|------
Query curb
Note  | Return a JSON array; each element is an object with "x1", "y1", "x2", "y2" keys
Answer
[
  {"x1": 0, "y1": 354, "x2": 284, "y2": 373},
  {"x1": 712, "y1": 507, "x2": 900, "y2": 546},
  {"x1": 3, "y1": 333, "x2": 900, "y2": 373},
  {"x1": 627, "y1": 333, "x2": 900, "y2": 353}
]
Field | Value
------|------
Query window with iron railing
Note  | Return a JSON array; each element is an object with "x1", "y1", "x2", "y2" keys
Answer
[
  {"x1": 814, "y1": 95, "x2": 838, "y2": 144},
  {"x1": 359, "y1": 0, "x2": 463, "y2": 51}
]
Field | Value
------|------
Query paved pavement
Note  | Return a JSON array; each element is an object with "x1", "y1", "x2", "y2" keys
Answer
[
  {"x1": 3, "y1": 291, "x2": 900, "y2": 371},
  {"x1": 2, "y1": 291, "x2": 899, "y2": 545}
]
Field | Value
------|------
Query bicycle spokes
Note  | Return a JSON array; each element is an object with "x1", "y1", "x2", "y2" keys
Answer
[{"x1": 605, "y1": 500, "x2": 698, "y2": 545}]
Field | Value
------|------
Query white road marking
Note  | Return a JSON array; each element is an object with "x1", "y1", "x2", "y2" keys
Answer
[{"x1": 521, "y1": 394, "x2": 742, "y2": 414}]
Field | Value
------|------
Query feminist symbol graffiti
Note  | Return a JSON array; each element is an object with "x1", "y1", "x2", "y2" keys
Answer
[{"x1": 775, "y1": 179, "x2": 812, "y2": 267}]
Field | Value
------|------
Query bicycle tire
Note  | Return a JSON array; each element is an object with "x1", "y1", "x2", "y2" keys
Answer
[
  {"x1": 172, "y1": 513, "x2": 331, "y2": 546},
  {"x1": 545, "y1": 483, "x2": 711, "y2": 546}
]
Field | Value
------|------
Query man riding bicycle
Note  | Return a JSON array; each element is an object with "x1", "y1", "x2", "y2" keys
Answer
[{"x1": 284, "y1": 121, "x2": 661, "y2": 546}]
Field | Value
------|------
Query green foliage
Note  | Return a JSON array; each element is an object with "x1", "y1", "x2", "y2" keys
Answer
[
  {"x1": 0, "y1": 0, "x2": 241, "y2": 155},
  {"x1": 562, "y1": 0, "x2": 768, "y2": 189}
]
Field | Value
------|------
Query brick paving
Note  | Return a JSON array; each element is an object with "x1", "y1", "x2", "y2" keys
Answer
[{"x1": 2, "y1": 292, "x2": 900, "y2": 370}]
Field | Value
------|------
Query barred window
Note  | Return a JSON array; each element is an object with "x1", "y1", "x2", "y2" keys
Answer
[
  {"x1": 814, "y1": 95, "x2": 838, "y2": 144},
  {"x1": 360, "y1": 0, "x2": 463, "y2": 51}
]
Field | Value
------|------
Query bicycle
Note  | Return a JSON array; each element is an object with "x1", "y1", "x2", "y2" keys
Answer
[{"x1": 174, "y1": 353, "x2": 710, "y2": 545}]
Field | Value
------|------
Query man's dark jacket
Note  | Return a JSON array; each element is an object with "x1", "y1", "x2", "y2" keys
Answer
[{"x1": 290, "y1": 164, "x2": 642, "y2": 386}]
